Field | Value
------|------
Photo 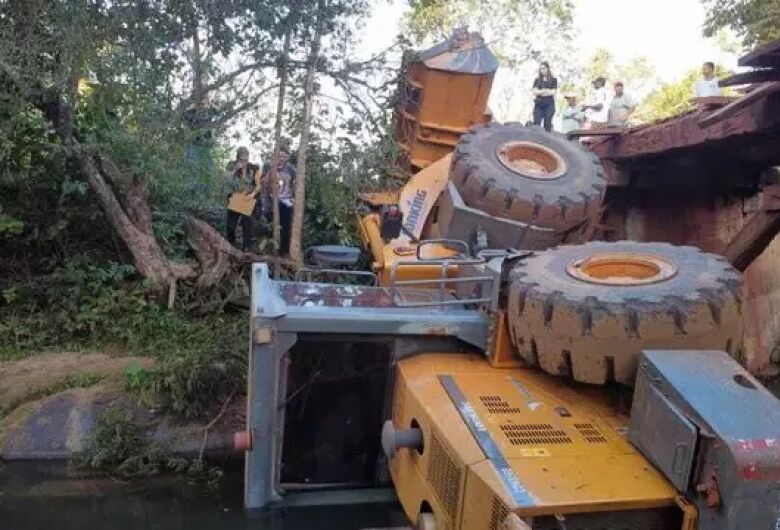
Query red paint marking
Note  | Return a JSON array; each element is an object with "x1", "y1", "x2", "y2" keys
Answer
[{"x1": 742, "y1": 463, "x2": 762, "y2": 480}]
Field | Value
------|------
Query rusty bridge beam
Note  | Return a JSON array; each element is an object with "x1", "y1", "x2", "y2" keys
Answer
[
  {"x1": 591, "y1": 85, "x2": 780, "y2": 162},
  {"x1": 722, "y1": 184, "x2": 780, "y2": 272}
]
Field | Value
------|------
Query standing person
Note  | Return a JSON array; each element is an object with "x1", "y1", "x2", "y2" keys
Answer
[
  {"x1": 531, "y1": 62, "x2": 558, "y2": 132},
  {"x1": 561, "y1": 94, "x2": 586, "y2": 134},
  {"x1": 582, "y1": 77, "x2": 608, "y2": 128},
  {"x1": 694, "y1": 61, "x2": 721, "y2": 98},
  {"x1": 607, "y1": 81, "x2": 637, "y2": 128},
  {"x1": 262, "y1": 146, "x2": 296, "y2": 255},
  {"x1": 224, "y1": 146, "x2": 261, "y2": 250}
]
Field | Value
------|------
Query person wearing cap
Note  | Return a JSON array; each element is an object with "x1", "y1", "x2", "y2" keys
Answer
[
  {"x1": 561, "y1": 94, "x2": 586, "y2": 134},
  {"x1": 224, "y1": 146, "x2": 261, "y2": 250},
  {"x1": 608, "y1": 81, "x2": 637, "y2": 128},
  {"x1": 582, "y1": 76, "x2": 608, "y2": 128}
]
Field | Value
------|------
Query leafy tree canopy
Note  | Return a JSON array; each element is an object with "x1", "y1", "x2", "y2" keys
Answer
[{"x1": 702, "y1": 0, "x2": 780, "y2": 48}]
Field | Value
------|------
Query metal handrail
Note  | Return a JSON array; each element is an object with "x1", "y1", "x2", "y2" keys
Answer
[
  {"x1": 416, "y1": 238, "x2": 471, "y2": 260},
  {"x1": 389, "y1": 249, "x2": 496, "y2": 308},
  {"x1": 294, "y1": 268, "x2": 378, "y2": 286}
]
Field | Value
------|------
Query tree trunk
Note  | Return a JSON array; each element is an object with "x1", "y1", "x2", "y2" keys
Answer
[
  {"x1": 184, "y1": 216, "x2": 290, "y2": 290},
  {"x1": 270, "y1": 20, "x2": 294, "y2": 259},
  {"x1": 70, "y1": 140, "x2": 195, "y2": 284},
  {"x1": 34, "y1": 88, "x2": 270, "y2": 288},
  {"x1": 289, "y1": 1, "x2": 325, "y2": 265},
  {"x1": 191, "y1": 20, "x2": 204, "y2": 106}
]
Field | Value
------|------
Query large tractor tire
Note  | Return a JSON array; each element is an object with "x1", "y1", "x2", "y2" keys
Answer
[
  {"x1": 450, "y1": 123, "x2": 605, "y2": 232},
  {"x1": 507, "y1": 241, "x2": 743, "y2": 385}
]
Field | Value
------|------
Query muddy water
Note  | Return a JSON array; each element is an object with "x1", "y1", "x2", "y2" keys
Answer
[
  {"x1": 3, "y1": 379, "x2": 779, "y2": 530},
  {"x1": 0, "y1": 461, "x2": 407, "y2": 530}
]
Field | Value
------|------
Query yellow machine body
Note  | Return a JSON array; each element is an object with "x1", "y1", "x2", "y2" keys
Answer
[
  {"x1": 389, "y1": 354, "x2": 685, "y2": 530},
  {"x1": 357, "y1": 155, "x2": 457, "y2": 287},
  {"x1": 396, "y1": 31, "x2": 496, "y2": 173},
  {"x1": 357, "y1": 31, "x2": 702, "y2": 530}
]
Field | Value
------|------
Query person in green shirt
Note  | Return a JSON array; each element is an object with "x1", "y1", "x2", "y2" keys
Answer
[{"x1": 607, "y1": 82, "x2": 637, "y2": 128}]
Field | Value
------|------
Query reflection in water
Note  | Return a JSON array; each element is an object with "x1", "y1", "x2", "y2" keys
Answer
[
  {"x1": 0, "y1": 462, "x2": 407, "y2": 530},
  {"x1": 3, "y1": 382, "x2": 779, "y2": 530}
]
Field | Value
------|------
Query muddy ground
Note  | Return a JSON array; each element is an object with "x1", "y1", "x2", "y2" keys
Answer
[{"x1": 0, "y1": 352, "x2": 240, "y2": 460}]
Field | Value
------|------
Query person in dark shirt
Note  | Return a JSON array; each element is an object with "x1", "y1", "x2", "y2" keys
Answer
[
  {"x1": 532, "y1": 62, "x2": 558, "y2": 132},
  {"x1": 261, "y1": 147, "x2": 297, "y2": 255}
]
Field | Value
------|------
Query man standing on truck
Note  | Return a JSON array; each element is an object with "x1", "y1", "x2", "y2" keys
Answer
[
  {"x1": 607, "y1": 81, "x2": 637, "y2": 128},
  {"x1": 262, "y1": 146, "x2": 296, "y2": 255},
  {"x1": 224, "y1": 146, "x2": 261, "y2": 250},
  {"x1": 694, "y1": 61, "x2": 721, "y2": 98},
  {"x1": 582, "y1": 76, "x2": 608, "y2": 128}
]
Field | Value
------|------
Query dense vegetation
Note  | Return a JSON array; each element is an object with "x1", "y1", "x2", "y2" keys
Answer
[
  {"x1": 0, "y1": 0, "x2": 771, "y2": 426},
  {"x1": 0, "y1": 0, "x2": 397, "y2": 421}
]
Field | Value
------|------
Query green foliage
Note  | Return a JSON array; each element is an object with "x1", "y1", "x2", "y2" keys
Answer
[
  {"x1": 573, "y1": 48, "x2": 659, "y2": 100},
  {"x1": 0, "y1": 0, "x2": 391, "y2": 426},
  {"x1": 125, "y1": 361, "x2": 153, "y2": 393},
  {"x1": 702, "y1": 0, "x2": 780, "y2": 48},
  {"x1": 405, "y1": 0, "x2": 573, "y2": 50},
  {"x1": 0, "y1": 208, "x2": 23, "y2": 235},
  {"x1": 74, "y1": 407, "x2": 167, "y2": 478},
  {"x1": 74, "y1": 406, "x2": 225, "y2": 489},
  {"x1": 143, "y1": 314, "x2": 246, "y2": 421},
  {"x1": 0, "y1": 259, "x2": 245, "y2": 419},
  {"x1": 633, "y1": 71, "x2": 700, "y2": 123},
  {"x1": 634, "y1": 65, "x2": 734, "y2": 123}
]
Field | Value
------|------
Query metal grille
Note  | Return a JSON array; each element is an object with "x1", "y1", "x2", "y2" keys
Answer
[
  {"x1": 530, "y1": 507, "x2": 682, "y2": 530},
  {"x1": 427, "y1": 433, "x2": 462, "y2": 522},
  {"x1": 480, "y1": 395, "x2": 522, "y2": 414},
  {"x1": 574, "y1": 422, "x2": 608, "y2": 444},
  {"x1": 500, "y1": 424, "x2": 572, "y2": 445},
  {"x1": 489, "y1": 496, "x2": 509, "y2": 530}
]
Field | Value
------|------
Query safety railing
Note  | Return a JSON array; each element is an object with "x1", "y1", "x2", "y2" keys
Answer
[
  {"x1": 294, "y1": 268, "x2": 378, "y2": 286},
  {"x1": 388, "y1": 239, "x2": 497, "y2": 308}
]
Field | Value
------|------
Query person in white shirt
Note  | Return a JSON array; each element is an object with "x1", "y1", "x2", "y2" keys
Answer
[
  {"x1": 561, "y1": 94, "x2": 585, "y2": 133},
  {"x1": 582, "y1": 77, "x2": 608, "y2": 128},
  {"x1": 608, "y1": 82, "x2": 637, "y2": 128},
  {"x1": 694, "y1": 61, "x2": 721, "y2": 98}
]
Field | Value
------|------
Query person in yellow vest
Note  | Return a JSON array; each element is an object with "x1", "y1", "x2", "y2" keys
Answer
[{"x1": 224, "y1": 146, "x2": 260, "y2": 250}]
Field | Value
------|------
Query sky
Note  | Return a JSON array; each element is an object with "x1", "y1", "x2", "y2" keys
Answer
[
  {"x1": 349, "y1": 0, "x2": 738, "y2": 123},
  {"x1": 240, "y1": 0, "x2": 738, "y2": 155},
  {"x1": 572, "y1": 0, "x2": 737, "y2": 82},
  {"x1": 359, "y1": 0, "x2": 737, "y2": 79}
]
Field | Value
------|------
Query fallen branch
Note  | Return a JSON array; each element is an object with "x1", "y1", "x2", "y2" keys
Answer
[
  {"x1": 199, "y1": 391, "x2": 236, "y2": 463},
  {"x1": 184, "y1": 216, "x2": 294, "y2": 290}
]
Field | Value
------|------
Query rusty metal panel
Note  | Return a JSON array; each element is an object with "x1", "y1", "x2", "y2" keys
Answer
[
  {"x1": 617, "y1": 192, "x2": 780, "y2": 376},
  {"x1": 592, "y1": 90, "x2": 780, "y2": 161},
  {"x1": 739, "y1": 38, "x2": 780, "y2": 68}
]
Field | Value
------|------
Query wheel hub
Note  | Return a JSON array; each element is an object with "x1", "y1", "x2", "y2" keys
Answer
[
  {"x1": 496, "y1": 141, "x2": 567, "y2": 180},
  {"x1": 566, "y1": 252, "x2": 678, "y2": 286}
]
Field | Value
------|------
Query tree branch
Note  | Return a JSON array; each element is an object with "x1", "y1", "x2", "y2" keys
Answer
[
  {"x1": 208, "y1": 83, "x2": 280, "y2": 129},
  {"x1": 175, "y1": 61, "x2": 277, "y2": 113}
]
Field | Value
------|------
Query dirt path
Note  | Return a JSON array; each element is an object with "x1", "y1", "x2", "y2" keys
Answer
[{"x1": 0, "y1": 352, "x2": 152, "y2": 414}]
